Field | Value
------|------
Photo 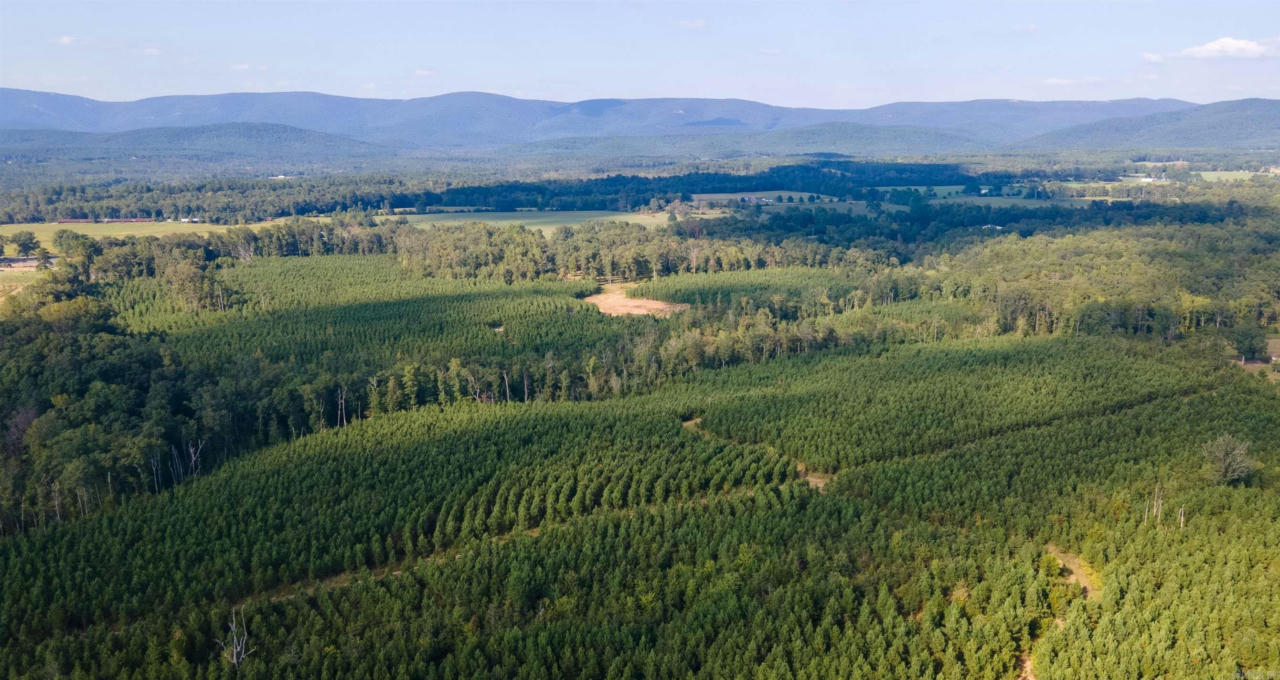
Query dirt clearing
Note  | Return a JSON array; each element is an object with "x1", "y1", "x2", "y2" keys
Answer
[
  {"x1": 795, "y1": 463, "x2": 832, "y2": 492},
  {"x1": 584, "y1": 283, "x2": 689, "y2": 317},
  {"x1": 1046, "y1": 543, "x2": 1101, "y2": 601}
]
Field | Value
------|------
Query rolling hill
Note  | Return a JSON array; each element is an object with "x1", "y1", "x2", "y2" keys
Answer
[
  {"x1": 0, "y1": 123, "x2": 398, "y2": 184},
  {"x1": 0, "y1": 123, "x2": 385, "y2": 159},
  {"x1": 503, "y1": 121, "x2": 984, "y2": 158},
  {"x1": 841, "y1": 97, "x2": 1195, "y2": 142},
  {"x1": 0, "y1": 89, "x2": 1273, "y2": 185},
  {"x1": 1021, "y1": 99, "x2": 1280, "y2": 150},
  {"x1": 0, "y1": 88, "x2": 1199, "y2": 149}
]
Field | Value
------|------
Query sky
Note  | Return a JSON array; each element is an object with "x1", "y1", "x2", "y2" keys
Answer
[{"x1": 1, "y1": 0, "x2": 1278, "y2": 108}]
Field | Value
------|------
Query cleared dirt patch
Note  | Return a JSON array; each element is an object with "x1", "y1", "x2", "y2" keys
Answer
[
  {"x1": 1046, "y1": 543, "x2": 1101, "y2": 601},
  {"x1": 584, "y1": 283, "x2": 689, "y2": 318},
  {"x1": 795, "y1": 463, "x2": 832, "y2": 492}
]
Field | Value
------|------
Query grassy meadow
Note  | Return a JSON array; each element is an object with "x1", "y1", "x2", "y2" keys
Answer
[
  {"x1": 388, "y1": 209, "x2": 719, "y2": 232},
  {"x1": 0, "y1": 267, "x2": 39, "y2": 298},
  {"x1": 0, "y1": 221, "x2": 235, "y2": 252}
]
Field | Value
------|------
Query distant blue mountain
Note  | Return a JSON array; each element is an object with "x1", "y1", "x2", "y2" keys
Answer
[
  {"x1": 1019, "y1": 99, "x2": 1280, "y2": 150},
  {"x1": 504, "y1": 122, "x2": 985, "y2": 158},
  {"x1": 0, "y1": 123, "x2": 382, "y2": 158},
  {"x1": 0, "y1": 88, "x2": 1199, "y2": 149}
]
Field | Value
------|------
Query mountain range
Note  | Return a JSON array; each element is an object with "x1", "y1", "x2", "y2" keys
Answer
[
  {"x1": 1, "y1": 88, "x2": 1277, "y2": 179},
  {"x1": 1, "y1": 88, "x2": 1200, "y2": 147}
]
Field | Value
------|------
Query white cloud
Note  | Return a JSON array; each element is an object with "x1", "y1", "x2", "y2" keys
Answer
[
  {"x1": 361, "y1": 82, "x2": 377, "y2": 91},
  {"x1": 676, "y1": 19, "x2": 707, "y2": 30},
  {"x1": 759, "y1": 48, "x2": 782, "y2": 56},
  {"x1": 231, "y1": 63, "x2": 251, "y2": 70},
  {"x1": 142, "y1": 47, "x2": 161, "y2": 56},
  {"x1": 1141, "y1": 52, "x2": 1165, "y2": 63},
  {"x1": 55, "y1": 36, "x2": 75, "y2": 46},
  {"x1": 1180, "y1": 37, "x2": 1274, "y2": 59},
  {"x1": 414, "y1": 68, "x2": 436, "y2": 77},
  {"x1": 1013, "y1": 24, "x2": 1038, "y2": 33}
]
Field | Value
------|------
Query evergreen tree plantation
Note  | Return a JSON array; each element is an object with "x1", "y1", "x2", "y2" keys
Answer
[{"x1": 1, "y1": 159, "x2": 1278, "y2": 678}]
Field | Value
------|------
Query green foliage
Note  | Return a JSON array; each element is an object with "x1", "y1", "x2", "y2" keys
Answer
[
  {"x1": 1201, "y1": 434, "x2": 1261, "y2": 486},
  {"x1": 1, "y1": 167, "x2": 1279, "y2": 678},
  {"x1": 692, "y1": 337, "x2": 1219, "y2": 472},
  {"x1": 7, "y1": 230, "x2": 38, "y2": 256},
  {"x1": 1231, "y1": 324, "x2": 1269, "y2": 361},
  {"x1": 2, "y1": 337, "x2": 1277, "y2": 677}
]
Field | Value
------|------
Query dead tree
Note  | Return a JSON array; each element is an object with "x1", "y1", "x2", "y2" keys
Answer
[
  {"x1": 1203, "y1": 434, "x2": 1260, "y2": 485},
  {"x1": 1152, "y1": 485, "x2": 1163, "y2": 526},
  {"x1": 216, "y1": 607, "x2": 255, "y2": 669},
  {"x1": 186, "y1": 439, "x2": 206, "y2": 478},
  {"x1": 51, "y1": 481, "x2": 62, "y2": 523},
  {"x1": 148, "y1": 454, "x2": 162, "y2": 493}
]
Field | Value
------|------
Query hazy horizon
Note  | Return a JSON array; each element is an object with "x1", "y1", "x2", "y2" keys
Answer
[{"x1": 1, "y1": 85, "x2": 1222, "y2": 109}]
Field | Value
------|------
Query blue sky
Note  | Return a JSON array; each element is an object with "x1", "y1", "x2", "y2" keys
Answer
[{"x1": 2, "y1": 0, "x2": 1277, "y2": 107}]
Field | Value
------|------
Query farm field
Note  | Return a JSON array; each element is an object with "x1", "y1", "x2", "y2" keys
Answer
[
  {"x1": 0, "y1": 266, "x2": 39, "y2": 298},
  {"x1": 876, "y1": 184, "x2": 966, "y2": 194},
  {"x1": 931, "y1": 194, "x2": 1059, "y2": 207},
  {"x1": 0, "y1": 220, "x2": 234, "y2": 247},
  {"x1": 760, "y1": 201, "x2": 882, "y2": 215},
  {"x1": 388, "y1": 209, "x2": 695, "y2": 232},
  {"x1": 1199, "y1": 170, "x2": 1263, "y2": 181},
  {"x1": 0, "y1": 210, "x2": 702, "y2": 252},
  {"x1": 691, "y1": 190, "x2": 836, "y2": 202}
]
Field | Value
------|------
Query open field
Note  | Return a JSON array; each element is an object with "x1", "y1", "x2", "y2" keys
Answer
[
  {"x1": 763, "y1": 201, "x2": 883, "y2": 215},
  {"x1": 0, "y1": 263, "x2": 40, "y2": 298},
  {"x1": 933, "y1": 194, "x2": 1061, "y2": 207},
  {"x1": 2, "y1": 209, "x2": 723, "y2": 249},
  {"x1": 389, "y1": 209, "x2": 719, "y2": 232},
  {"x1": 1199, "y1": 171, "x2": 1262, "y2": 181},
  {"x1": 876, "y1": 184, "x2": 966, "y2": 195},
  {"x1": 0, "y1": 221, "x2": 234, "y2": 251},
  {"x1": 692, "y1": 190, "x2": 836, "y2": 202}
]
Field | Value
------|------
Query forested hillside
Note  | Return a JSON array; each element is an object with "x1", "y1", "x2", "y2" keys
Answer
[
  {"x1": 1023, "y1": 99, "x2": 1280, "y2": 150},
  {"x1": 0, "y1": 161, "x2": 1277, "y2": 678},
  {"x1": 2, "y1": 339, "x2": 1276, "y2": 677}
]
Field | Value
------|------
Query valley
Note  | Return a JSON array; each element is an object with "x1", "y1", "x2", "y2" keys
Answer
[{"x1": 1, "y1": 6, "x2": 1278, "y2": 674}]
